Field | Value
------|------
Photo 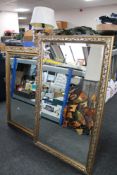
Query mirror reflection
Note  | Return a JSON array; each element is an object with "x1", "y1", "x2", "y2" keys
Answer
[
  {"x1": 10, "y1": 56, "x2": 37, "y2": 130},
  {"x1": 38, "y1": 41, "x2": 105, "y2": 165}
]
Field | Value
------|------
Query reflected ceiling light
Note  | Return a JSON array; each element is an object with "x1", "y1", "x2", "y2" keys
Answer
[
  {"x1": 18, "y1": 17, "x2": 27, "y2": 20},
  {"x1": 15, "y1": 8, "x2": 30, "y2": 12}
]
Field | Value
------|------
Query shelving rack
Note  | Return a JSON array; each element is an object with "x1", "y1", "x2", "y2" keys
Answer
[{"x1": 10, "y1": 57, "x2": 85, "y2": 124}]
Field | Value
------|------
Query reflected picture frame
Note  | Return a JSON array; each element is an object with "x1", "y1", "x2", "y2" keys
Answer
[
  {"x1": 34, "y1": 35, "x2": 114, "y2": 175},
  {"x1": 6, "y1": 46, "x2": 41, "y2": 138}
]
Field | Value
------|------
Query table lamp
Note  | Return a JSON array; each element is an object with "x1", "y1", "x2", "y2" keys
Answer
[{"x1": 30, "y1": 6, "x2": 57, "y2": 45}]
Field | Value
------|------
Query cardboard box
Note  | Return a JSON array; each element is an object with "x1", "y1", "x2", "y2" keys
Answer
[
  {"x1": 97, "y1": 24, "x2": 117, "y2": 31},
  {"x1": 0, "y1": 43, "x2": 5, "y2": 51},
  {"x1": 23, "y1": 30, "x2": 33, "y2": 41},
  {"x1": 56, "y1": 21, "x2": 68, "y2": 29}
]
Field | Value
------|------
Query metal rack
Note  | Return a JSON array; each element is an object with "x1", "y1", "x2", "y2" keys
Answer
[{"x1": 10, "y1": 57, "x2": 85, "y2": 124}]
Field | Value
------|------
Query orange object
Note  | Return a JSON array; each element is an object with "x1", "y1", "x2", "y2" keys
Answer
[
  {"x1": 23, "y1": 30, "x2": 33, "y2": 41},
  {"x1": 56, "y1": 21, "x2": 68, "y2": 29},
  {"x1": 44, "y1": 28, "x2": 53, "y2": 34},
  {"x1": 78, "y1": 92, "x2": 88, "y2": 102},
  {"x1": 0, "y1": 43, "x2": 5, "y2": 51}
]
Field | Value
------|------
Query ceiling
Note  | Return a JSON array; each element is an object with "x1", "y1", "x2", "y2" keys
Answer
[{"x1": 0, "y1": 0, "x2": 117, "y2": 25}]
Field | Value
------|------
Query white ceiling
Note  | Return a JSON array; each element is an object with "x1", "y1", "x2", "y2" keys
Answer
[
  {"x1": 0, "y1": 0, "x2": 117, "y2": 11},
  {"x1": 0, "y1": 0, "x2": 117, "y2": 24}
]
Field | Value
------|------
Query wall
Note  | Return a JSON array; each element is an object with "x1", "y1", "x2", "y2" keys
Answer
[
  {"x1": 0, "y1": 12, "x2": 19, "y2": 37},
  {"x1": 55, "y1": 5, "x2": 117, "y2": 29}
]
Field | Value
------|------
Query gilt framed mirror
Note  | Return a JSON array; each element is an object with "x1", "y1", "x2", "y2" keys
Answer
[
  {"x1": 36, "y1": 35, "x2": 113, "y2": 175},
  {"x1": 6, "y1": 46, "x2": 41, "y2": 138}
]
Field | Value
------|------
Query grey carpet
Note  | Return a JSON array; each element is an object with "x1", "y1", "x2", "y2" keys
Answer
[
  {"x1": 39, "y1": 119, "x2": 90, "y2": 165},
  {"x1": 0, "y1": 94, "x2": 117, "y2": 175},
  {"x1": 11, "y1": 98, "x2": 90, "y2": 165}
]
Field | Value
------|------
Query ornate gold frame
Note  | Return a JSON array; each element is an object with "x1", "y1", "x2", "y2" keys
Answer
[
  {"x1": 6, "y1": 46, "x2": 41, "y2": 138},
  {"x1": 34, "y1": 35, "x2": 114, "y2": 175}
]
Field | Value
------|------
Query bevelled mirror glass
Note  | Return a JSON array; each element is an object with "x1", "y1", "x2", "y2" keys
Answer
[
  {"x1": 35, "y1": 35, "x2": 114, "y2": 175},
  {"x1": 6, "y1": 46, "x2": 40, "y2": 138}
]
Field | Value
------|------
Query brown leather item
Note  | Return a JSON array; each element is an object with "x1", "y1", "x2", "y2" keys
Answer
[
  {"x1": 78, "y1": 92, "x2": 88, "y2": 102},
  {"x1": 69, "y1": 105, "x2": 77, "y2": 112},
  {"x1": 84, "y1": 107, "x2": 96, "y2": 117},
  {"x1": 63, "y1": 121, "x2": 68, "y2": 128},
  {"x1": 71, "y1": 121, "x2": 81, "y2": 128},
  {"x1": 66, "y1": 112, "x2": 73, "y2": 119}
]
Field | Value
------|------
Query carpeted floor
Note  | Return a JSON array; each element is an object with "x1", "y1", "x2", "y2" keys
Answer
[
  {"x1": 11, "y1": 98, "x2": 90, "y2": 165},
  {"x1": 0, "y1": 95, "x2": 117, "y2": 175}
]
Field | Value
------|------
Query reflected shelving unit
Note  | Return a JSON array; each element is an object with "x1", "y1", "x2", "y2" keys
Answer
[{"x1": 10, "y1": 57, "x2": 85, "y2": 124}]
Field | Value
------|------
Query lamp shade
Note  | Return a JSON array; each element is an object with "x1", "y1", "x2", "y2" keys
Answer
[{"x1": 30, "y1": 6, "x2": 57, "y2": 29}]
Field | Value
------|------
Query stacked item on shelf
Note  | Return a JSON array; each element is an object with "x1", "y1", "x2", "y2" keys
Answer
[
  {"x1": 98, "y1": 13, "x2": 117, "y2": 25},
  {"x1": 55, "y1": 26, "x2": 98, "y2": 35},
  {"x1": 97, "y1": 13, "x2": 117, "y2": 49}
]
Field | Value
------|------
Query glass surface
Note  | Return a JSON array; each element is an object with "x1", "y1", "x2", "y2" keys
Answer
[
  {"x1": 10, "y1": 56, "x2": 37, "y2": 130},
  {"x1": 39, "y1": 41, "x2": 105, "y2": 165}
]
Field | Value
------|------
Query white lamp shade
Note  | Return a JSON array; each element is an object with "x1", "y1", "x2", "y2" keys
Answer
[{"x1": 30, "y1": 6, "x2": 57, "y2": 29}]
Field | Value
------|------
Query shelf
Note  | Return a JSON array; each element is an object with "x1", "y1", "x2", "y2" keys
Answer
[
  {"x1": 10, "y1": 58, "x2": 37, "y2": 65},
  {"x1": 11, "y1": 58, "x2": 85, "y2": 124},
  {"x1": 10, "y1": 58, "x2": 85, "y2": 77},
  {"x1": 97, "y1": 24, "x2": 117, "y2": 31},
  {"x1": 41, "y1": 111, "x2": 59, "y2": 123},
  {"x1": 43, "y1": 65, "x2": 85, "y2": 77}
]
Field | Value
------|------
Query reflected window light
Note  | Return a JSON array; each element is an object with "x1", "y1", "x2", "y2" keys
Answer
[
  {"x1": 60, "y1": 45, "x2": 74, "y2": 64},
  {"x1": 60, "y1": 43, "x2": 88, "y2": 66}
]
